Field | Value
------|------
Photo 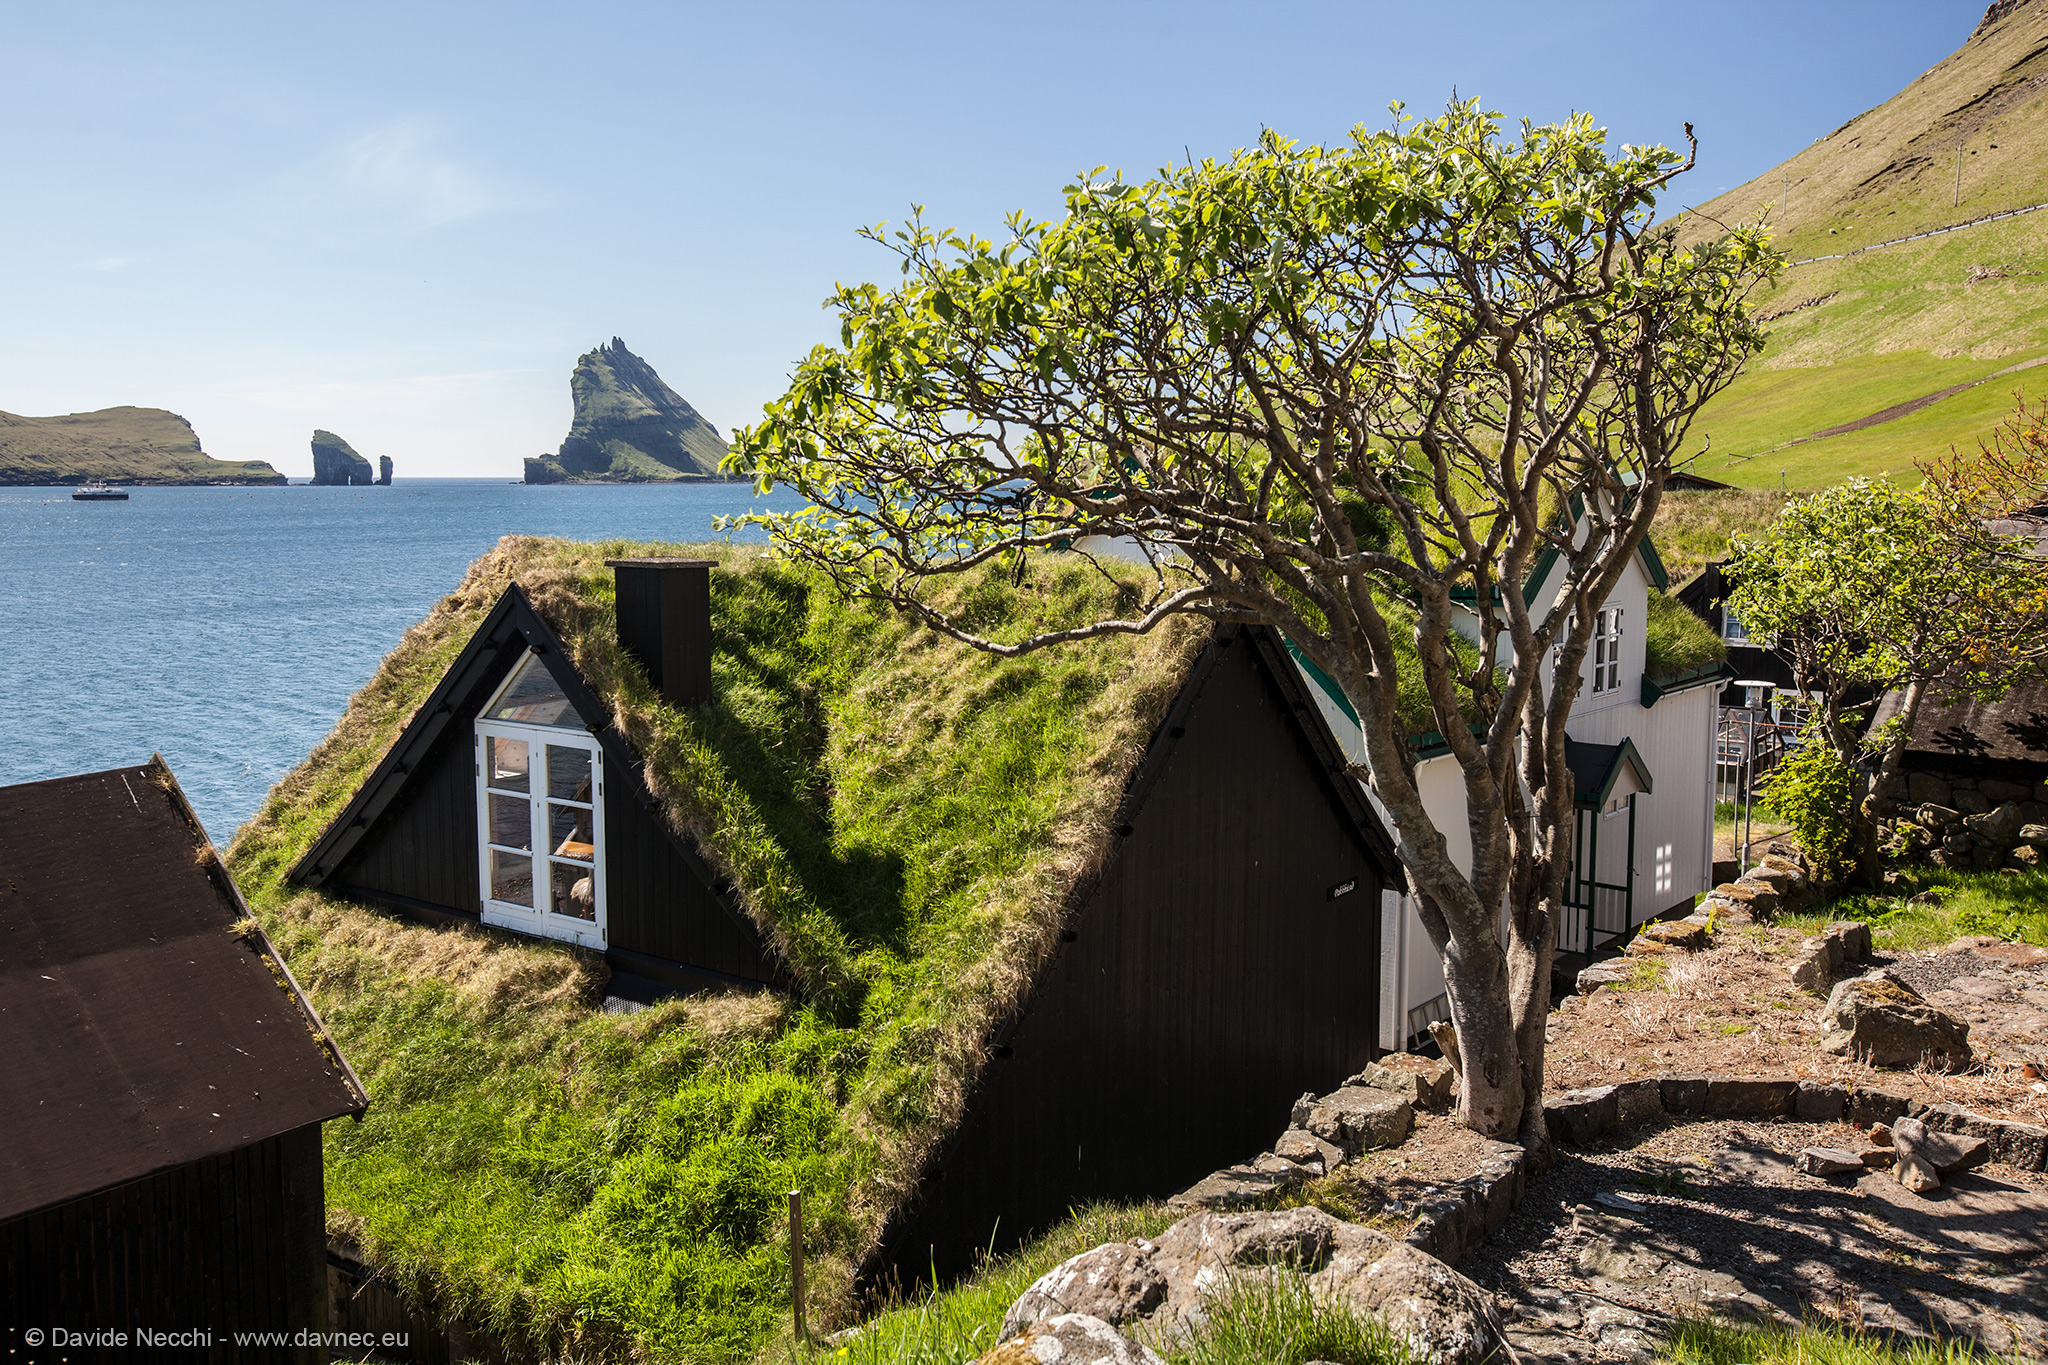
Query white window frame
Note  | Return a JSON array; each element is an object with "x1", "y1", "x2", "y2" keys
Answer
[
  {"x1": 1591, "y1": 607, "x2": 1624, "y2": 694},
  {"x1": 473, "y1": 659, "x2": 607, "y2": 950}
]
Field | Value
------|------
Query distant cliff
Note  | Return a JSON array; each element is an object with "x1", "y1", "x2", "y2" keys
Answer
[
  {"x1": 310, "y1": 430, "x2": 374, "y2": 486},
  {"x1": 0, "y1": 406, "x2": 286, "y2": 485},
  {"x1": 524, "y1": 338, "x2": 731, "y2": 483}
]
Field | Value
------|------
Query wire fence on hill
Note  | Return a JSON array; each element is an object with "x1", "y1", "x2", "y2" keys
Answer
[{"x1": 1789, "y1": 200, "x2": 2048, "y2": 266}]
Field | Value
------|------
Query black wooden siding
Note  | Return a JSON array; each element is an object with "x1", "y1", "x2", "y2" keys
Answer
[
  {"x1": 1, "y1": 1125, "x2": 328, "y2": 1363},
  {"x1": 336, "y1": 723, "x2": 483, "y2": 916},
  {"x1": 601, "y1": 777, "x2": 771, "y2": 980},
  {"x1": 879, "y1": 634, "x2": 1385, "y2": 1281},
  {"x1": 329, "y1": 628, "x2": 774, "y2": 987}
]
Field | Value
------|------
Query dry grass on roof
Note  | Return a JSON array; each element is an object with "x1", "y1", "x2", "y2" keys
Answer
[{"x1": 225, "y1": 533, "x2": 1209, "y2": 1360}]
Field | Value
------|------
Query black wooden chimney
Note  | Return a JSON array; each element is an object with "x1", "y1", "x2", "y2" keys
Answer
[{"x1": 607, "y1": 557, "x2": 715, "y2": 706}]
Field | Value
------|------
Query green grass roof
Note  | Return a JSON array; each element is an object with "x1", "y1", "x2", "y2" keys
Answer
[{"x1": 226, "y1": 535, "x2": 1205, "y2": 1360}]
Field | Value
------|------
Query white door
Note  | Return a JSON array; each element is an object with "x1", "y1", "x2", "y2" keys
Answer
[{"x1": 475, "y1": 722, "x2": 606, "y2": 949}]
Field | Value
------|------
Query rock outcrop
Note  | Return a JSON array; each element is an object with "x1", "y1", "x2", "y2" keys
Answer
[
  {"x1": 0, "y1": 405, "x2": 285, "y2": 485},
  {"x1": 310, "y1": 430, "x2": 374, "y2": 486},
  {"x1": 378, "y1": 455, "x2": 393, "y2": 485},
  {"x1": 524, "y1": 337, "x2": 730, "y2": 483},
  {"x1": 999, "y1": 1208, "x2": 1500, "y2": 1365}
]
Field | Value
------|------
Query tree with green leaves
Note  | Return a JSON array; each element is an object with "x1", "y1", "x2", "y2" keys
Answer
[
  {"x1": 1727, "y1": 424, "x2": 2048, "y2": 887},
  {"x1": 730, "y1": 103, "x2": 1776, "y2": 1142}
]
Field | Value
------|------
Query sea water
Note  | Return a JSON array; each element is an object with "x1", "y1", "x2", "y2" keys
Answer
[{"x1": 0, "y1": 479, "x2": 802, "y2": 839}]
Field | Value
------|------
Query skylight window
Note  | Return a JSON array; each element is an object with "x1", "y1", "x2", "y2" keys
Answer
[{"x1": 488, "y1": 652, "x2": 578, "y2": 728}]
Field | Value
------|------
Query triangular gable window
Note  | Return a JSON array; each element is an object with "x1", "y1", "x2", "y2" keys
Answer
[{"x1": 487, "y1": 652, "x2": 578, "y2": 728}]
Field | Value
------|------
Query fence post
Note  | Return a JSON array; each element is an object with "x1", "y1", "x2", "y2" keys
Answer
[{"x1": 789, "y1": 1189, "x2": 807, "y2": 1344}]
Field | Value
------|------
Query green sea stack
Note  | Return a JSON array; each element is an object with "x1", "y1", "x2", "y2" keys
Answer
[
  {"x1": 309, "y1": 429, "x2": 374, "y2": 486},
  {"x1": 524, "y1": 337, "x2": 730, "y2": 483}
]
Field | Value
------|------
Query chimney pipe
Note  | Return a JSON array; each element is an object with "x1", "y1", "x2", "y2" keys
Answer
[{"x1": 606, "y1": 558, "x2": 715, "y2": 706}]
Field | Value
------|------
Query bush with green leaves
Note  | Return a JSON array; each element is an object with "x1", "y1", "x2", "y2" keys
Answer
[{"x1": 1758, "y1": 723, "x2": 1857, "y2": 883}]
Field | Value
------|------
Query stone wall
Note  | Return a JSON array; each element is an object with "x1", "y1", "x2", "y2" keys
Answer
[{"x1": 1881, "y1": 768, "x2": 2048, "y2": 870}]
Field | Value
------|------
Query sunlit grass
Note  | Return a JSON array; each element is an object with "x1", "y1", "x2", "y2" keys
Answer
[
  {"x1": 1828, "y1": 867, "x2": 2048, "y2": 952},
  {"x1": 1661, "y1": 1312, "x2": 2007, "y2": 1365}
]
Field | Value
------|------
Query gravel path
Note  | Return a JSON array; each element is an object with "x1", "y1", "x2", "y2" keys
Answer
[{"x1": 1460, "y1": 1117, "x2": 2048, "y2": 1362}]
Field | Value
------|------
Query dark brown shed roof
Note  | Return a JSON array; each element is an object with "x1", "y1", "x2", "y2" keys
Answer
[
  {"x1": 1870, "y1": 675, "x2": 2048, "y2": 770},
  {"x1": 0, "y1": 763, "x2": 366, "y2": 1223}
]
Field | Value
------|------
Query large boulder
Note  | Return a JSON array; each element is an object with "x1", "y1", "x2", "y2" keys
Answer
[
  {"x1": 1168, "y1": 1153, "x2": 1312, "y2": 1211},
  {"x1": 1712, "y1": 881, "x2": 1780, "y2": 917},
  {"x1": 1892, "y1": 1116, "x2": 1991, "y2": 1194},
  {"x1": 1965, "y1": 802, "x2": 2025, "y2": 847},
  {"x1": 1290, "y1": 1086, "x2": 1414, "y2": 1156},
  {"x1": 1349, "y1": 1053, "x2": 1456, "y2": 1110},
  {"x1": 1001, "y1": 1210, "x2": 1501, "y2": 1365},
  {"x1": 1002, "y1": 1242, "x2": 1167, "y2": 1339},
  {"x1": 1789, "y1": 921, "x2": 1873, "y2": 994},
  {"x1": 1627, "y1": 919, "x2": 1707, "y2": 954},
  {"x1": 1818, "y1": 976, "x2": 1972, "y2": 1070},
  {"x1": 1150, "y1": 1208, "x2": 1500, "y2": 1365},
  {"x1": 1907, "y1": 772, "x2": 1953, "y2": 807},
  {"x1": 978, "y1": 1314, "x2": 1165, "y2": 1365}
]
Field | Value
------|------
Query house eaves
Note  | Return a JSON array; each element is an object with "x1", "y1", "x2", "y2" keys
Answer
[{"x1": 1641, "y1": 661, "x2": 1736, "y2": 709}]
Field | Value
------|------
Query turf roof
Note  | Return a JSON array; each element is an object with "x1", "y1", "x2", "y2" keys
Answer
[{"x1": 225, "y1": 535, "x2": 1207, "y2": 1359}]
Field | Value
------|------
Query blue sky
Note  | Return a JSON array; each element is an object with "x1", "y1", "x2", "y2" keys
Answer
[{"x1": 1, "y1": 1, "x2": 1987, "y2": 477}]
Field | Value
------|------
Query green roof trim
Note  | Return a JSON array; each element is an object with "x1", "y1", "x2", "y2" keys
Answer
[
  {"x1": 1283, "y1": 637, "x2": 1359, "y2": 725},
  {"x1": 1640, "y1": 660, "x2": 1736, "y2": 708},
  {"x1": 1565, "y1": 735, "x2": 1655, "y2": 809},
  {"x1": 1448, "y1": 487, "x2": 1668, "y2": 606}
]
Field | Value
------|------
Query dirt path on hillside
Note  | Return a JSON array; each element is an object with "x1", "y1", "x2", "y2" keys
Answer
[{"x1": 1731, "y1": 353, "x2": 2048, "y2": 464}]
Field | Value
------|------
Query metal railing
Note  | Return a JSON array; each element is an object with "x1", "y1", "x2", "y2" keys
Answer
[
  {"x1": 1716, "y1": 700, "x2": 1813, "y2": 872},
  {"x1": 1557, "y1": 795, "x2": 1637, "y2": 964}
]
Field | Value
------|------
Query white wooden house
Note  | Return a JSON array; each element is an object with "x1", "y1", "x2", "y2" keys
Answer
[{"x1": 1291, "y1": 521, "x2": 1729, "y2": 1051}]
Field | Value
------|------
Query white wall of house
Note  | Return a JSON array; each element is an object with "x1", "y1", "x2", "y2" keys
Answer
[{"x1": 1293, "y1": 521, "x2": 1724, "y2": 1052}]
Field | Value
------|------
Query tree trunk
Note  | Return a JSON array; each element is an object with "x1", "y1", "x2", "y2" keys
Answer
[{"x1": 1854, "y1": 676, "x2": 1931, "y2": 887}]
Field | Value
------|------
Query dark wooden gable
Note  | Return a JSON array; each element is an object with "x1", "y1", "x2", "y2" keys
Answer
[
  {"x1": 873, "y1": 625, "x2": 1399, "y2": 1283},
  {"x1": 291, "y1": 584, "x2": 782, "y2": 993}
]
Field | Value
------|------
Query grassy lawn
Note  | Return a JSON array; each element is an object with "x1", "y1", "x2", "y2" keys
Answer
[
  {"x1": 1805, "y1": 867, "x2": 2048, "y2": 951},
  {"x1": 1713, "y1": 799, "x2": 1792, "y2": 858},
  {"x1": 1680, "y1": 208, "x2": 2048, "y2": 491},
  {"x1": 1661, "y1": 1313, "x2": 1992, "y2": 1365}
]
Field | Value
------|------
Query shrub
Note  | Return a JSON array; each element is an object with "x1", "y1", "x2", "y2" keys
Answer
[{"x1": 1758, "y1": 723, "x2": 1856, "y2": 883}]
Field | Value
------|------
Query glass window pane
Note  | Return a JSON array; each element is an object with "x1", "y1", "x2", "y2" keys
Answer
[
  {"x1": 486, "y1": 735, "x2": 530, "y2": 793},
  {"x1": 547, "y1": 745, "x2": 592, "y2": 801},
  {"x1": 549, "y1": 802, "x2": 594, "y2": 860},
  {"x1": 549, "y1": 861, "x2": 597, "y2": 921},
  {"x1": 491, "y1": 850, "x2": 533, "y2": 907},
  {"x1": 488, "y1": 793, "x2": 532, "y2": 849},
  {"x1": 490, "y1": 653, "x2": 578, "y2": 728}
]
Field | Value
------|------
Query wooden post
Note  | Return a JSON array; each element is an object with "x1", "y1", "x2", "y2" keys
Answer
[{"x1": 789, "y1": 1189, "x2": 807, "y2": 1344}]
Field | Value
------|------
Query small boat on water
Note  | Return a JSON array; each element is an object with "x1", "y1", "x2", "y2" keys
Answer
[{"x1": 72, "y1": 480, "x2": 130, "y2": 501}]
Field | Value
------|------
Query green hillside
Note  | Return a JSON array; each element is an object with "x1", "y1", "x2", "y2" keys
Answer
[
  {"x1": 525, "y1": 337, "x2": 732, "y2": 483},
  {"x1": 0, "y1": 405, "x2": 286, "y2": 485},
  {"x1": 1679, "y1": 0, "x2": 2048, "y2": 487}
]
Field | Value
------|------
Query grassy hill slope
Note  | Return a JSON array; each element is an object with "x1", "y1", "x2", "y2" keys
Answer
[
  {"x1": 1679, "y1": 0, "x2": 2048, "y2": 486},
  {"x1": 0, "y1": 405, "x2": 287, "y2": 485}
]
